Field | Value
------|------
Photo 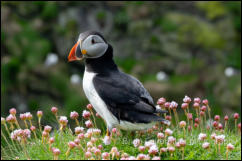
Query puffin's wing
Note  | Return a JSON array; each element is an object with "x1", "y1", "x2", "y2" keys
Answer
[{"x1": 92, "y1": 72, "x2": 161, "y2": 122}]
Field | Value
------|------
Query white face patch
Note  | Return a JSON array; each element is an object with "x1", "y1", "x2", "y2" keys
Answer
[{"x1": 81, "y1": 35, "x2": 108, "y2": 58}]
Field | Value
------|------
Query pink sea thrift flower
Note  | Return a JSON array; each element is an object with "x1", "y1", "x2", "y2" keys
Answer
[
  {"x1": 77, "y1": 133, "x2": 84, "y2": 139},
  {"x1": 218, "y1": 123, "x2": 223, "y2": 130},
  {"x1": 75, "y1": 126, "x2": 84, "y2": 134},
  {"x1": 138, "y1": 146, "x2": 145, "y2": 152},
  {"x1": 112, "y1": 128, "x2": 117, "y2": 134},
  {"x1": 169, "y1": 101, "x2": 178, "y2": 109},
  {"x1": 202, "y1": 142, "x2": 210, "y2": 149},
  {"x1": 179, "y1": 121, "x2": 186, "y2": 128},
  {"x1": 102, "y1": 152, "x2": 109, "y2": 159},
  {"x1": 194, "y1": 97, "x2": 201, "y2": 104},
  {"x1": 59, "y1": 116, "x2": 68, "y2": 125},
  {"x1": 214, "y1": 115, "x2": 220, "y2": 121},
  {"x1": 165, "y1": 128, "x2": 173, "y2": 136},
  {"x1": 51, "y1": 107, "x2": 58, "y2": 114},
  {"x1": 193, "y1": 103, "x2": 200, "y2": 109},
  {"x1": 148, "y1": 145, "x2": 158, "y2": 155},
  {"x1": 85, "y1": 151, "x2": 92, "y2": 158},
  {"x1": 164, "y1": 102, "x2": 171, "y2": 109},
  {"x1": 52, "y1": 148, "x2": 60, "y2": 156},
  {"x1": 25, "y1": 112, "x2": 33, "y2": 120},
  {"x1": 160, "y1": 147, "x2": 167, "y2": 153},
  {"x1": 137, "y1": 154, "x2": 146, "y2": 160},
  {"x1": 82, "y1": 110, "x2": 91, "y2": 119},
  {"x1": 187, "y1": 113, "x2": 193, "y2": 120},
  {"x1": 42, "y1": 131, "x2": 49, "y2": 138},
  {"x1": 234, "y1": 113, "x2": 239, "y2": 119},
  {"x1": 70, "y1": 111, "x2": 79, "y2": 120},
  {"x1": 202, "y1": 99, "x2": 208, "y2": 105},
  {"x1": 9, "y1": 108, "x2": 16, "y2": 115},
  {"x1": 86, "y1": 104, "x2": 93, "y2": 110},
  {"x1": 20, "y1": 113, "x2": 26, "y2": 120},
  {"x1": 157, "y1": 97, "x2": 166, "y2": 105},
  {"x1": 168, "y1": 136, "x2": 176, "y2": 144},
  {"x1": 44, "y1": 125, "x2": 52, "y2": 133},
  {"x1": 224, "y1": 115, "x2": 229, "y2": 121},
  {"x1": 6, "y1": 114, "x2": 16, "y2": 123},
  {"x1": 211, "y1": 133, "x2": 216, "y2": 140},
  {"x1": 183, "y1": 95, "x2": 191, "y2": 103},
  {"x1": 181, "y1": 103, "x2": 188, "y2": 110},
  {"x1": 157, "y1": 133, "x2": 165, "y2": 139},
  {"x1": 144, "y1": 140, "x2": 156, "y2": 149},
  {"x1": 152, "y1": 156, "x2": 160, "y2": 160},
  {"x1": 179, "y1": 139, "x2": 186, "y2": 147},
  {"x1": 97, "y1": 144, "x2": 103, "y2": 150},
  {"x1": 215, "y1": 135, "x2": 225, "y2": 144},
  {"x1": 195, "y1": 118, "x2": 200, "y2": 124},
  {"x1": 165, "y1": 115, "x2": 172, "y2": 121},
  {"x1": 85, "y1": 120, "x2": 93, "y2": 128},
  {"x1": 227, "y1": 143, "x2": 234, "y2": 151},
  {"x1": 201, "y1": 106, "x2": 207, "y2": 112},
  {"x1": 49, "y1": 137, "x2": 55, "y2": 144},
  {"x1": 37, "y1": 111, "x2": 43, "y2": 117},
  {"x1": 30, "y1": 126, "x2": 36, "y2": 132},
  {"x1": 94, "y1": 149, "x2": 101, "y2": 156},
  {"x1": 68, "y1": 141, "x2": 77, "y2": 149},
  {"x1": 200, "y1": 111, "x2": 205, "y2": 117},
  {"x1": 167, "y1": 147, "x2": 175, "y2": 153},
  {"x1": 213, "y1": 121, "x2": 218, "y2": 128}
]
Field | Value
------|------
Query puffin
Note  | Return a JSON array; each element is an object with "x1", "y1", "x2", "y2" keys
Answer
[{"x1": 68, "y1": 31, "x2": 169, "y2": 136}]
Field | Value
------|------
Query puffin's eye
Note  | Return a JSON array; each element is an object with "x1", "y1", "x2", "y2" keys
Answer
[{"x1": 91, "y1": 38, "x2": 95, "y2": 44}]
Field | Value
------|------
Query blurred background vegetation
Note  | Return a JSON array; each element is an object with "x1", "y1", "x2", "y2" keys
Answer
[{"x1": 1, "y1": 1, "x2": 241, "y2": 126}]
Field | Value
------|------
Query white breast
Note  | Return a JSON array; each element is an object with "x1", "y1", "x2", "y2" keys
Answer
[{"x1": 83, "y1": 68, "x2": 119, "y2": 129}]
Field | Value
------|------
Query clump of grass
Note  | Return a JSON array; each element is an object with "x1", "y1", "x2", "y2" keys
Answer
[{"x1": 1, "y1": 96, "x2": 241, "y2": 160}]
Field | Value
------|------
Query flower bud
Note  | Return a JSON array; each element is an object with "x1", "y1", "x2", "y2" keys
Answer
[
  {"x1": 9, "y1": 108, "x2": 16, "y2": 115},
  {"x1": 51, "y1": 107, "x2": 58, "y2": 114}
]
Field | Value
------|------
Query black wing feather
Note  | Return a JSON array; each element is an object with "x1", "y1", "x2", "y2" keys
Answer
[{"x1": 93, "y1": 71, "x2": 161, "y2": 123}]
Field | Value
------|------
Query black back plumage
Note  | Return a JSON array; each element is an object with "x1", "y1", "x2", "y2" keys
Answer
[{"x1": 85, "y1": 44, "x2": 166, "y2": 124}]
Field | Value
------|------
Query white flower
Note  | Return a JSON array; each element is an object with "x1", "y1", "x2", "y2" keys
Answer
[
  {"x1": 183, "y1": 95, "x2": 191, "y2": 103},
  {"x1": 144, "y1": 140, "x2": 156, "y2": 149},
  {"x1": 148, "y1": 145, "x2": 158, "y2": 155},
  {"x1": 75, "y1": 126, "x2": 84, "y2": 134},
  {"x1": 168, "y1": 136, "x2": 176, "y2": 144},
  {"x1": 215, "y1": 135, "x2": 225, "y2": 143},
  {"x1": 165, "y1": 128, "x2": 173, "y2": 136},
  {"x1": 59, "y1": 116, "x2": 68, "y2": 125},
  {"x1": 198, "y1": 133, "x2": 207, "y2": 141},
  {"x1": 227, "y1": 143, "x2": 234, "y2": 151},
  {"x1": 133, "y1": 138, "x2": 141, "y2": 148},
  {"x1": 103, "y1": 136, "x2": 111, "y2": 145},
  {"x1": 169, "y1": 101, "x2": 178, "y2": 109},
  {"x1": 202, "y1": 142, "x2": 210, "y2": 149},
  {"x1": 179, "y1": 139, "x2": 186, "y2": 147}
]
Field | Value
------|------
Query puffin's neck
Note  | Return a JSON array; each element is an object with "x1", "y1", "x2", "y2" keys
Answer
[{"x1": 85, "y1": 44, "x2": 118, "y2": 74}]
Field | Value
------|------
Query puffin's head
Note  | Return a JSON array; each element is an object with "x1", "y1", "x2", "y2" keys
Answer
[{"x1": 68, "y1": 31, "x2": 108, "y2": 62}]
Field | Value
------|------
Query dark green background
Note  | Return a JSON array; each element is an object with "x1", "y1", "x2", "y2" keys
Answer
[{"x1": 1, "y1": 1, "x2": 241, "y2": 126}]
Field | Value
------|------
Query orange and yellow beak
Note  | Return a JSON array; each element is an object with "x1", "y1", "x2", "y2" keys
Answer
[{"x1": 68, "y1": 41, "x2": 87, "y2": 62}]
